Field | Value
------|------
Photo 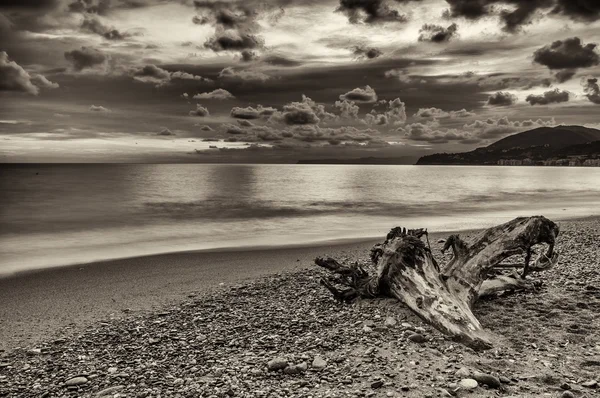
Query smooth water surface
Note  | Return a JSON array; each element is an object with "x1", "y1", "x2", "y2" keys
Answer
[{"x1": 1, "y1": 164, "x2": 599, "y2": 275}]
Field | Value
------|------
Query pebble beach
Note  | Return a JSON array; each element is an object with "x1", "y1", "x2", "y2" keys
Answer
[{"x1": 0, "y1": 217, "x2": 599, "y2": 397}]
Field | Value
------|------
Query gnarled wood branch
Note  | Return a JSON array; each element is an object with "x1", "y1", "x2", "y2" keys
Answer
[{"x1": 315, "y1": 216, "x2": 559, "y2": 350}]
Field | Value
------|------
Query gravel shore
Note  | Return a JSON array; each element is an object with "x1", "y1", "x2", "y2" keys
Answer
[{"x1": 0, "y1": 218, "x2": 599, "y2": 397}]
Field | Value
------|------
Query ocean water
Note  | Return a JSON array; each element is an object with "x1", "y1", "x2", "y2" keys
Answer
[{"x1": 1, "y1": 164, "x2": 599, "y2": 275}]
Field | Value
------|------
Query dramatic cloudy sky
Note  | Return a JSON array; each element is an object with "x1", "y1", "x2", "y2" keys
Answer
[{"x1": 1, "y1": 0, "x2": 599, "y2": 162}]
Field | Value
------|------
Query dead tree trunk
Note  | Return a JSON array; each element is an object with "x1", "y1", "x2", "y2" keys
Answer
[{"x1": 315, "y1": 216, "x2": 559, "y2": 350}]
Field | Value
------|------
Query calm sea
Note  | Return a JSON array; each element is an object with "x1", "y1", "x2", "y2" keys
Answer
[{"x1": 1, "y1": 164, "x2": 599, "y2": 275}]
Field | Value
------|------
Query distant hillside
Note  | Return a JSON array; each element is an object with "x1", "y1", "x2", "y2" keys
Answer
[
  {"x1": 555, "y1": 140, "x2": 600, "y2": 157},
  {"x1": 488, "y1": 126, "x2": 600, "y2": 150},
  {"x1": 298, "y1": 156, "x2": 417, "y2": 165},
  {"x1": 417, "y1": 125, "x2": 600, "y2": 166}
]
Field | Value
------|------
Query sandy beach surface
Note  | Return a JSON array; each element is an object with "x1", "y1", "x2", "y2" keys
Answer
[
  {"x1": 0, "y1": 239, "x2": 382, "y2": 353},
  {"x1": 0, "y1": 218, "x2": 599, "y2": 397}
]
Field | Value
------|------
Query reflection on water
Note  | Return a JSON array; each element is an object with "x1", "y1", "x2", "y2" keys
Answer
[{"x1": 0, "y1": 164, "x2": 599, "y2": 275}]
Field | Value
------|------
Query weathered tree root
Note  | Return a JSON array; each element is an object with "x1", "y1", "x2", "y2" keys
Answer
[{"x1": 315, "y1": 216, "x2": 559, "y2": 350}]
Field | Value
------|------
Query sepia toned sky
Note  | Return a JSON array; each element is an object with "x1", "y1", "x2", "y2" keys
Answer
[{"x1": 1, "y1": 0, "x2": 599, "y2": 162}]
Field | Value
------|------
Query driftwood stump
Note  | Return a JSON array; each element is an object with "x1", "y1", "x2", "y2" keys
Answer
[{"x1": 315, "y1": 216, "x2": 559, "y2": 350}]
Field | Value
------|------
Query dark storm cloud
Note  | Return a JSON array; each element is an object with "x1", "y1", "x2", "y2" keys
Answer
[
  {"x1": 194, "y1": 0, "x2": 269, "y2": 55},
  {"x1": 69, "y1": 0, "x2": 154, "y2": 14},
  {"x1": 241, "y1": 50, "x2": 258, "y2": 62},
  {"x1": 0, "y1": 51, "x2": 58, "y2": 95},
  {"x1": 525, "y1": 88, "x2": 570, "y2": 105},
  {"x1": 443, "y1": 0, "x2": 600, "y2": 32},
  {"x1": 554, "y1": 69, "x2": 576, "y2": 83},
  {"x1": 498, "y1": 0, "x2": 551, "y2": 33},
  {"x1": 0, "y1": 0, "x2": 62, "y2": 27},
  {"x1": 189, "y1": 104, "x2": 210, "y2": 117},
  {"x1": 204, "y1": 31, "x2": 264, "y2": 52},
  {"x1": 193, "y1": 3, "x2": 252, "y2": 28},
  {"x1": 336, "y1": 0, "x2": 409, "y2": 24},
  {"x1": 487, "y1": 91, "x2": 518, "y2": 106},
  {"x1": 353, "y1": 46, "x2": 382, "y2": 59},
  {"x1": 438, "y1": 40, "x2": 525, "y2": 58},
  {"x1": 158, "y1": 128, "x2": 175, "y2": 136},
  {"x1": 64, "y1": 47, "x2": 107, "y2": 71},
  {"x1": 1, "y1": 0, "x2": 154, "y2": 35},
  {"x1": 230, "y1": 105, "x2": 276, "y2": 119},
  {"x1": 68, "y1": 0, "x2": 112, "y2": 15},
  {"x1": 418, "y1": 23, "x2": 458, "y2": 43},
  {"x1": 443, "y1": 0, "x2": 487, "y2": 20},
  {"x1": 551, "y1": 0, "x2": 600, "y2": 22},
  {"x1": 533, "y1": 37, "x2": 599, "y2": 70},
  {"x1": 339, "y1": 85, "x2": 377, "y2": 103},
  {"x1": 0, "y1": 0, "x2": 59, "y2": 9},
  {"x1": 582, "y1": 77, "x2": 600, "y2": 104},
  {"x1": 81, "y1": 15, "x2": 131, "y2": 40}
]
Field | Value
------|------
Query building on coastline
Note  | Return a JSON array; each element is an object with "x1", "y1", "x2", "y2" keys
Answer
[
  {"x1": 499, "y1": 157, "x2": 600, "y2": 166},
  {"x1": 556, "y1": 159, "x2": 569, "y2": 166},
  {"x1": 497, "y1": 159, "x2": 523, "y2": 166},
  {"x1": 583, "y1": 158, "x2": 600, "y2": 166}
]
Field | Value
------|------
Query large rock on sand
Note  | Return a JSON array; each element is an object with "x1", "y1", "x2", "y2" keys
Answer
[
  {"x1": 65, "y1": 376, "x2": 88, "y2": 386},
  {"x1": 312, "y1": 356, "x2": 327, "y2": 370},
  {"x1": 458, "y1": 379, "x2": 478, "y2": 390},
  {"x1": 473, "y1": 372, "x2": 502, "y2": 388},
  {"x1": 267, "y1": 358, "x2": 288, "y2": 371}
]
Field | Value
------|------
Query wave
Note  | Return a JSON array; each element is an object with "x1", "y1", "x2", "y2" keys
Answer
[{"x1": 141, "y1": 189, "x2": 599, "y2": 221}]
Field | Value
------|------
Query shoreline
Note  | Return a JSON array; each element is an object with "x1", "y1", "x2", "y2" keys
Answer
[
  {"x1": 0, "y1": 236, "x2": 381, "y2": 280},
  {"x1": 4, "y1": 212, "x2": 597, "y2": 280},
  {"x1": 0, "y1": 215, "x2": 597, "y2": 353}
]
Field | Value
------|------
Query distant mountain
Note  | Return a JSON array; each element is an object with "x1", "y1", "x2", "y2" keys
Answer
[
  {"x1": 417, "y1": 125, "x2": 600, "y2": 166},
  {"x1": 488, "y1": 125, "x2": 600, "y2": 150},
  {"x1": 298, "y1": 156, "x2": 417, "y2": 165}
]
